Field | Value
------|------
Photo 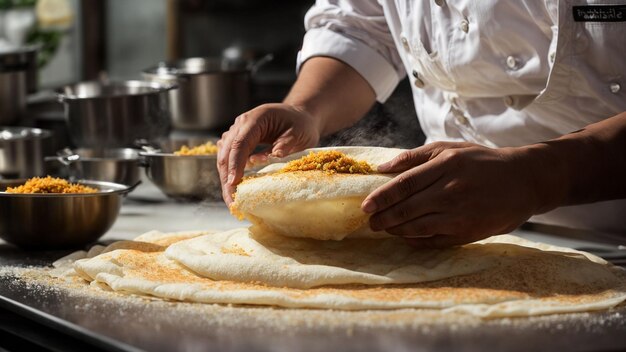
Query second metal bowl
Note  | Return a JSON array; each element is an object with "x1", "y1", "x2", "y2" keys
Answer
[
  {"x1": 140, "y1": 139, "x2": 221, "y2": 201},
  {"x1": 46, "y1": 148, "x2": 141, "y2": 185}
]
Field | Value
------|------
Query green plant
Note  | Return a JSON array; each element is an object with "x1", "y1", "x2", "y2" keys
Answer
[
  {"x1": 26, "y1": 28, "x2": 61, "y2": 67},
  {"x1": 0, "y1": 0, "x2": 37, "y2": 9}
]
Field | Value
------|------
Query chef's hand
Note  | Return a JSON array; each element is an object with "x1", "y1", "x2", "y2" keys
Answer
[
  {"x1": 217, "y1": 103, "x2": 321, "y2": 205},
  {"x1": 362, "y1": 142, "x2": 552, "y2": 248}
]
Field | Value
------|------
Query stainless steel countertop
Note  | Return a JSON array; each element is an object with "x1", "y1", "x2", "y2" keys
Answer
[{"x1": 1, "y1": 175, "x2": 625, "y2": 352}]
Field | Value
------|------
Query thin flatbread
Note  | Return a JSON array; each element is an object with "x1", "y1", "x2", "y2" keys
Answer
[
  {"x1": 58, "y1": 229, "x2": 626, "y2": 317},
  {"x1": 233, "y1": 147, "x2": 405, "y2": 240}
]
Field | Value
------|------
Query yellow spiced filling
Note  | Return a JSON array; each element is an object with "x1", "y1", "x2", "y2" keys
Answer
[
  {"x1": 174, "y1": 141, "x2": 218, "y2": 156},
  {"x1": 280, "y1": 151, "x2": 372, "y2": 174},
  {"x1": 6, "y1": 176, "x2": 98, "y2": 194}
]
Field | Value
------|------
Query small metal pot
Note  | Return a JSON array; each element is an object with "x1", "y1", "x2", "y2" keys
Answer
[
  {"x1": 139, "y1": 139, "x2": 221, "y2": 201},
  {"x1": 0, "y1": 127, "x2": 53, "y2": 179},
  {"x1": 142, "y1": 55, "x2": 272, "y2": 131},
  {"x1": 58, "y1": 80, "x2": 176, "y2": 148},
  {"x1": 0, "y1": 179, "x2": 138, "y2": 248},
  {"x1": 0, "y1": 47, "x2": 34, "y2": 125},
  {"x1": 22, "y1": 46, "x2": 39, "y2": 94},
  {"x1": 46, "y1": 148, "x2": 141, "y2": 185}
]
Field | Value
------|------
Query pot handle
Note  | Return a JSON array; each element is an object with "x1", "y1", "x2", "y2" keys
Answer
[
  {"x1": 135, "y1": 139, "x2": 159, "y2": 169},
  {"x1": 44, "y1": 148, "x2": 80, "y2": 166},
  {"x1": 121, "y1": 180, "x2": 142, "y2": 196},
  {"x1": 249, "y1": 53, "x2": 274, "y2": 75},
  {"x1": 163, "y1": 83, "x2": 180, "y2": 91},
  {"x1": 135, "y1": 139, "x2": 161, "y2": 154}
]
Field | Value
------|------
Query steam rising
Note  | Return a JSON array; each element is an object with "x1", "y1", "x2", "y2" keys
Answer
[{"x1": 321, "y1": 79, "x2": 424, "y2": 149}]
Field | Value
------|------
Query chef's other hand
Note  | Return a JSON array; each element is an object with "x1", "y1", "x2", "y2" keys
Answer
[
  {"x1": 218, "y1": 103, "x2": 321, "y2": 205},
  {"x1": 362, "y1": 142, "x2": 554, "y2": 248}
]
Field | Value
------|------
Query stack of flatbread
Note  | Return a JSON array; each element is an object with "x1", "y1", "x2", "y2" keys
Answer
[{"x1": 53, "y1": 147, "x2": 626, "y2": 318}]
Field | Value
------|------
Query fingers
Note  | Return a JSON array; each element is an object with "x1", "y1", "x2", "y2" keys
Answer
[
  {"x1": 377, "y1": 148, "x2": 432, "y2": 173},
  {"x1": 378, "y1": 141, "x2": 475, "y2": 173},
  {"x1": 218, "y1": 113, "x2": 263, "y2": 205},
  {"x1": 385, "y1": 213, "x2": 447, "y2": 238},
  {"x1": 218, "y1": 127, "x2": 237, "y2": 205},
  {"x1": 227, "y1": 122, "x2": 262, "y2": 188},
  {"x1": 368, "y1": 187, "x2": 438, "y2": 231},
  {"x1": 248, "y1": 147, "x2": 272, "y2": 164},
  {"x1": 362, "y1": 162, "x2": 443, "y2": 214},
  {"x1": 404, "y1": 234, "x2": 473, "y2": 249},
  {"x1": 271, "y1": 134, "x2": 297, "y2": 158}
]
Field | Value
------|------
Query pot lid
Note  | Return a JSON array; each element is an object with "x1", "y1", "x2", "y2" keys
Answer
[
  {"x1": 0, "y1": 127, "x2": 51, "y2": 141},
  {"x1": 143, "y1": 57, "x2": 250, "y2": 76}
]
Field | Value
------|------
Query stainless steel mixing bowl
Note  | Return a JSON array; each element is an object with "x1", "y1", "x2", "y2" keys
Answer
[
  {"x1": 46, "y1": 148, "x2": 141, "y2": 185},
  {"x1": 58, "y1": 80, "x2": 176, "y2": 148},
  {"x1": 0, "y1": 127, "x2": 53, "y2": 179},
  {"x1": 140, "y1": 139, "x2": 221, "y2": 201},
  {"x1": 0, "y1": 179, "x2": 138, "y2": 248}
]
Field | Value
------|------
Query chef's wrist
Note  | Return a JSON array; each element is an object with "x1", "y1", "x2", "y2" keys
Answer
[
  {"x1": 514, "y1": 143, "x2": 569, "y2": 215},
  {"x1": 282, "y1": 100, "x2": 326, "y2": 136}
]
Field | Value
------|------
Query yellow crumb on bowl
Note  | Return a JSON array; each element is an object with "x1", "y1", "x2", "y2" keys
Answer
[
  {"x1": 280, "y1": 151, "x2": 372, "y2": 174},
  {"x1": 174, "y1": 141, "x2": 219, "y2": 156},
  {"x1": 5, "y1": 176, "x2": 98, "y2": 194}
]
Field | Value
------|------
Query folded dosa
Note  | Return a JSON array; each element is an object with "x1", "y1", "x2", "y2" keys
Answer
[{"x1": 232, "y1": 147, "x2": 405, "y2": 240}]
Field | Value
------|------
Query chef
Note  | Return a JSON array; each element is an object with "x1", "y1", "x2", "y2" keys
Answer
[{"x1": 218, "y1": 0, "x2": 626, "y2": 246}]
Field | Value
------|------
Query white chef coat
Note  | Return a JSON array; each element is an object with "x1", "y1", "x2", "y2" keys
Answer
[{"x1": 296, "y1": 0, "x2": 626, "y2": 235}]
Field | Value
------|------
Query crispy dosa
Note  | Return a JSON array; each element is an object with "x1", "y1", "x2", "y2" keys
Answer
[{"x1": 232, "y1": 147, "x2": 405, "y2": 240}]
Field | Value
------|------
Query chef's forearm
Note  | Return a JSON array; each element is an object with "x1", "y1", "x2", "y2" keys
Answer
[
  {"x1": 523, "y1": 111, "x2": 626, "y2": 213},
  {"x1": 283, "y1": 56, "x2": 376, "y2": 136}
]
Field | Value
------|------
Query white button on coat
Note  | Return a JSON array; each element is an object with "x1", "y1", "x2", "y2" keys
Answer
[
  {"x1": 412, "y1": 70, "x2": 425, "y2": 88},
  {"x1": 506, "y1": 56, "x2": 518, "y2": 70},
  {"x1": 401, "y1": 36, "x2": 410, "y2": 52},
  {"x1": 610, "y1": 83, "x2": 621, "y2": 94},
  {"x1": 460, "y1": 18, "x2": 469, "y2": 33}
]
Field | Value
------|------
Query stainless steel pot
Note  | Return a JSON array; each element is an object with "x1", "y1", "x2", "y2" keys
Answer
[
  {"x1": 0, "y1": 179, "x2": 138, "y2": 248},
  {"x1": 23, "y1": 46, "x2": 38, "y2": 94},
  {"x1": 58, "y1": 80, "x2": 176, "y2": 148},
  {"x1": 139, "y1": 139, "x2": 221, "y2": 201},
  {"x1": 46, "y1": 148, "x2": 141, "y2": 185},
  {"x1": 0, "y1": 47, "x2": 33, "y2": 125},
  {"x1": 142, "y1": 55, "x2": 272, "y2": 131},
  {"x1": 0, "y1": 127, "x2": 53, "y2": 179}
]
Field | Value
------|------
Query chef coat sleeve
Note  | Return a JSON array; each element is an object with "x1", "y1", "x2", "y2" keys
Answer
[{"x1": 297, "y1": 0, "x2": 405, "y2": 103}]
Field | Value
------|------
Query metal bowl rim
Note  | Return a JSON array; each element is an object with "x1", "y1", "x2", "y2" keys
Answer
[
  {"x1": 139, "y1": 151, "x2": 218, "y2": 159},
  {"x1": 58, "y1": 80, "x2": 176, "y2": 101},
  {"x1": 65, "y1": 148, "x2": 141, "y2": 161},
  {"x1": 142, "y1": 57, "x2": 251, "y2": 76},
  {"x1": 0, "y1": 179, "x2": 134, "y2": 198},
  {"x1": 0, "y1": 127, "x2": 53, "y2": 141}
]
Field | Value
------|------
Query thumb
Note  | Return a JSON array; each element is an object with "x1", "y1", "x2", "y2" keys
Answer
[
  {"x1": 270, "y1": 134, "x2": 301, "y2": 158},
  {"x1": 248, "y1": 147, "x2": 272, "y2": 164}
]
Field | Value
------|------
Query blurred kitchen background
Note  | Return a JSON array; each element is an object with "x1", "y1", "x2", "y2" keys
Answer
[{"x1": 1, "y1": 0, "x2": 423, "y2": 159}]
